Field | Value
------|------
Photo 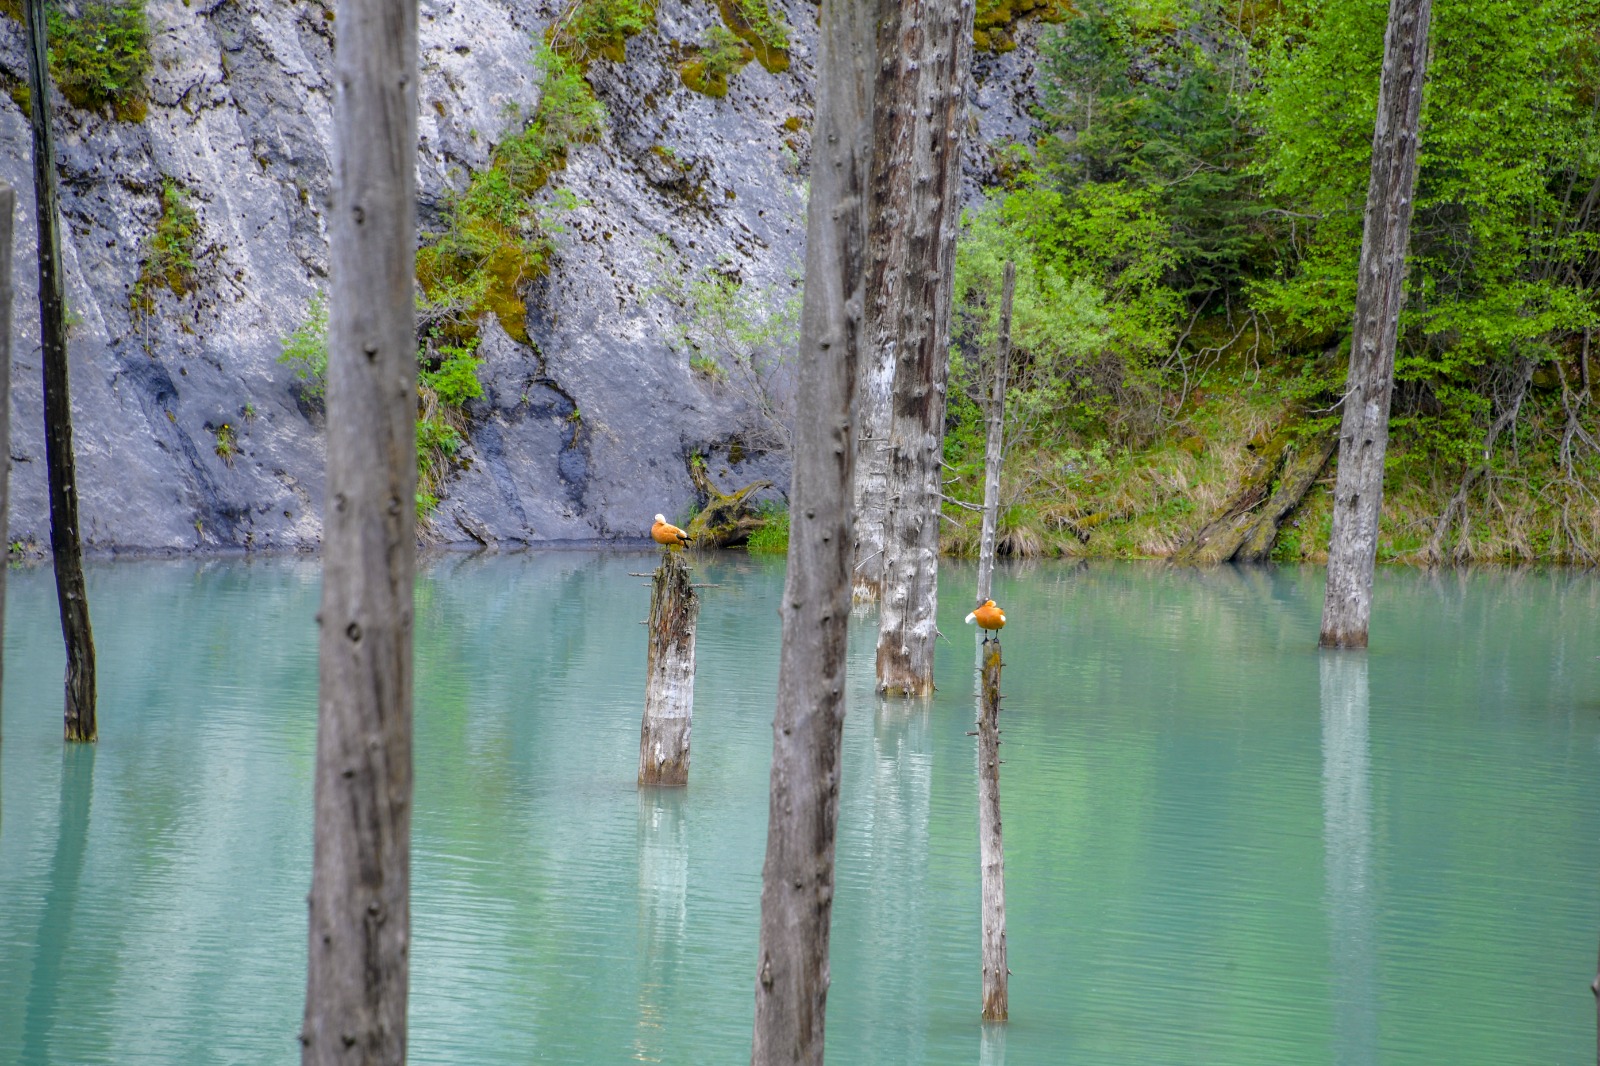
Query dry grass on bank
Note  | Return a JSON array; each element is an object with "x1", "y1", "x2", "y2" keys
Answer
[{"x1": 941, "y1": 364, "x2": 1600, "y2": 567}]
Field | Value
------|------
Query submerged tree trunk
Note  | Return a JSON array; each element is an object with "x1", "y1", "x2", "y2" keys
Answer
[
  {"x1": 976, "y1": 640, "x2": 1008, "y2": 1020},
  {"x1": 750, "y1": 0, "x2": 873, "y2": 1057},
  {"x1": 975, "y1": 262, "x2": 1014, "y2": 605},
  {"x1": 873, "y1": 0, "x2": 974, "y2": 697},
  {"x1": 301, "y1": 0, "x2": 417, "y2": 1060},
  {"x1": 0, "y1": 183, "x2": 13, "y2": 736},
  {"x1": 1320, "y1": 0, "x2": 1432, "y2": 649},
  {"x1": 23, "y1": 0, "x2": 96, "y2": 742},
  {"x1": 639, "y1": 550, "x2": 698, "y2": 786}
]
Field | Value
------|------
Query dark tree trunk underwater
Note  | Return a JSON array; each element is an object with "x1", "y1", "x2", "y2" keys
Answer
[
  {"x1": 300, "y1": 0, "x2": 418, "y2": 1060},
  {"x1": 23, "y1": 0, "x2": 96, "y2": 742},
  {"x1": 1319, "y1": 0, "x2": 1432, "y2": 648},
  {"x1": 749, "y1": 0, "x2": 874, "y2": 1057},
  {"x1": 0, "y1": 182, "x2": 14, "y2": 740}
]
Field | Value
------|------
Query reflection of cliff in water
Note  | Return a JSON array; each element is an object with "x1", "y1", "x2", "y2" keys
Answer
[
  {"x1": 1320, "y1": 654, "x2": 1377, "y2": 1065},
  {"x1": 633, "y1": 789, "x2": 689, "y2": 1064}
]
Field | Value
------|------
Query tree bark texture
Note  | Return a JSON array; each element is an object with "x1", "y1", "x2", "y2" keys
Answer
[
  {"x1": 1319, "y1": 0, "x2": 1431, "y2": 649},
  {"x1": 0, "y1": 183, "x2": 13, "y2": 736},
  {"x1": 301, "y1": 0, "x2": 417, "y2": 1061},
  {"x1": 23, "y1": 0, "x2": 96, "y2": 742},
  {"x1": 976, "y1": 640, "x2": 1008, "y2": 1020},
  {"x1": 639, "y1": 550, "x2": 698, "y2": 786},
  {"x1": 873, "y1": 0, "x2": 974, "y2": 697},
  {"x1": 749, "y1": 0, "x2": 873, "y2": 1058},
  {"x1": 975, "y1": 262, "x2": 1014, "y2": 605}
]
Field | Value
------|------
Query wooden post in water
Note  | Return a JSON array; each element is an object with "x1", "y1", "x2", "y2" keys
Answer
[
  {"x1": 23, "y1": 0, "x2": 96, "y2": 742},
  {"x1": 976, "y1": 638, "x2": 1008, "y2": 1020},
  {"x1": 0, "y1": 183, "x2": 13, "y2": 737},
  {"x1": 639, "y1": 550, "x2": 698, "y2": 786},
  {"x1": 300, "y1": 0, "x2": 417, "y2": 1057}
]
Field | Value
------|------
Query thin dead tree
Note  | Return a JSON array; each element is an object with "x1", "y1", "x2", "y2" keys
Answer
[
  {"x1": 0, "y1": 182, "x2": 13, "y2": 736},
  {"x1": 300, "y1": 0, "x2": 418, "y2": 1059},
  {"x1": 873, "y1": 0, "x2": 975, "y2": 696},
  {"x1": 976, "y1": 639, "x2": 1007, "y2": 1020},
  {"x1": 749, "y1": 0, "x2": 874, "y2": 1057},
  {"x1": 638, "y1": 550, "x2": 698, "y2": 786},
  {"x1": 23, "y1": 0, "x2": 96, "y2": 741},
  {"x1": 1319, "y1": 0, "x2": 1432, "y2": 648},
  {"x1": 975, "y1": 262, "x2": 1014, "y2": 605}
]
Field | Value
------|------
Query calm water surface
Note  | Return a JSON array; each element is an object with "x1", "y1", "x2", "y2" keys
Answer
[{"x1": 1, "y1": 555, "x2": 1597, "y2": 1064}]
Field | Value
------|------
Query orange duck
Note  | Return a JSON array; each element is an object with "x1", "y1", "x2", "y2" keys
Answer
[
  {"x1": 651, "y1": 513, "x2": 693, "y2": 549},
  {"x1": 965, "y1": 599, "x2": 1006, "y2": 642}
]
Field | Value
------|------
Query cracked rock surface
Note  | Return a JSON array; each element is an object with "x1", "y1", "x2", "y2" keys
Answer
[{"x1": 0, "y1": 0, "x2": 1042, "y2": 553}]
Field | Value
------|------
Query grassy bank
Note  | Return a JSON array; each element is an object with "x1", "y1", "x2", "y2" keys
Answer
[{"x1": 940, "y1": 355, "x2": 1600, "y2": 567}]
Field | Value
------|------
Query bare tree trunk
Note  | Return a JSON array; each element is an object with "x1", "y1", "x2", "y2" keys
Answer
[
  {"x1": 0, "y1": 183, "x2": 13, "y2": 738},
  {"x1": 975, "y1": 262, "x2": 1014, "y2": 606},
  {"x1": 873, "y1": 0, "x2": 974, "y2": 697},
  {"x1": 639, "y1": 550, "x2": 698, "y2": 786},
  {"x1": 976, "y1": 640, "x2": 1007, "y2": 1020},
  {"x1": 301, "y1": 0, "x2": 417, "y2": 1059},
  {"x1": 23, "y1": 0, "x2": 96, "y2": 742},
  {"x1": 749, "y1": 0, "x2": 874, "y2": 1057},
  {"x1": 1319, "y1": 0, "x2": 1432, "y2": 649}
]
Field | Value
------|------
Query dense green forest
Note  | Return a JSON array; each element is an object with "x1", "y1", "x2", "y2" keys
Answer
[{"x1": 944, "y1": 0, "x2": 1600, "y2": 565}]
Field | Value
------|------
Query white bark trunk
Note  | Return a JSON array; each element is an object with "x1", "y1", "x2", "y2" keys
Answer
[
  {"x1": 750, "y1": 0, "x2": 874, "y2": 1058},
  {"x1": 975, "y1": 262, "x2": 1014, "y2": 606},
  {"x1": 302, "y1": 0, "x2": 417, "y2": 1060},
  {"x1": 874, "y1": 0, "x2": 975, "y2": 697},
  {"x1": 1320, "y1": 0, "x2": 1431, "y2": 648},
  {"x1": 639, "y1": 550, "x2": 698, "y2": 786}
]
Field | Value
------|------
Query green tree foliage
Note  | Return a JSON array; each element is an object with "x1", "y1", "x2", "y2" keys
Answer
[{"x1": 947, "y1": 0, "x2": 1600, "y2": 561}]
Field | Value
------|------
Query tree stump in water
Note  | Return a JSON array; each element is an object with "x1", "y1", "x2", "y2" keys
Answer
[
  {"x1": 1171, "y1": 425, "x2": 1337, "y2": 565},
  {"x1": 685, "y1": 459, "x2": 773, "y2": 548},
  {"x1": 977, "y1": 639, "x2": 1008, "y2": 1021},
  {"x1": 639, "y1": 550, "x2": 699, "y2": 786}
]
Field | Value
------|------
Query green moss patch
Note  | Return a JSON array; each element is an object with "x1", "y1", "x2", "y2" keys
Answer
[
  {"x1": 680, "y1": 25, "x2": 753, "y2": 97},
  {"x1": 973, "y1": 0, "x2": 1069, "y2": 52},
  {"x1": 545, "y1": 0, "x2": 655, "y2": 68},
  {"x1": 712, "y1": 0, "x2": 789, "y2": 74},
  {"x1": 46, "y1": 0, "x2": 151, "y2": 118}
]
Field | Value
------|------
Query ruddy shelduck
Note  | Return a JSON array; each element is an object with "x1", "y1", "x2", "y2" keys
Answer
[
  {"x1": 966, "y1": 599, "x2": 1006, "y2": 641},
  {"x1": 651, "y1": 513, "x2": 693, "y2": 549}
]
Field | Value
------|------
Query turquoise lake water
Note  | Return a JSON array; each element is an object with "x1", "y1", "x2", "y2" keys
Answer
[{"x1": 1, "y1": 554, "x2": 1597, "y2": 1064}]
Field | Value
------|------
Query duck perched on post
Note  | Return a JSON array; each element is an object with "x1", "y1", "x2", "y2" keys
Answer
[
  {"x1": 966, "y1": 599, "x2": 1007, "y2": 642},
  {"x1": 652, "y1": 514, "x2": 693, "y2": 549}
]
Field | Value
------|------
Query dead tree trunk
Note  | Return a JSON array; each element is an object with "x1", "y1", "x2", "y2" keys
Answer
[
  {"x1": 0, "y1": 183, "x2": 13, "y2": 737},
  {"x1": 1319, "y1": 0, "x2": 1432, "y2": 649},
  {"x1": 749, "y1": 0, "x2": 873, "y2": 1057},
  {"x1": 976, "y1": 639, "x2": 1008, "y2": 1020},
  {"x1": 975, "y1": 262, "x2": 1014, "y2": 605},
  {"x1": 23, "y1": 0, "x2": 96, "y2": 742},
  {"x1": 873, "y1": 0, "x2": 974, "y2": 697},
  {"x1": 639, "y1": 550, "x2": 698, "y2": 786},
  {"x1": 301, "y1": 0, "x2": 417, "y2": 1060},
  {"x1": 1172, "y1": 426, "x2": 1337, "y2": 566}
]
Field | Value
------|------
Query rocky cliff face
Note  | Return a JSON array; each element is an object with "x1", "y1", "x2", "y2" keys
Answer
[{"x1": 0, "y1": 0, "x2": 1042, "y2": 553}]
